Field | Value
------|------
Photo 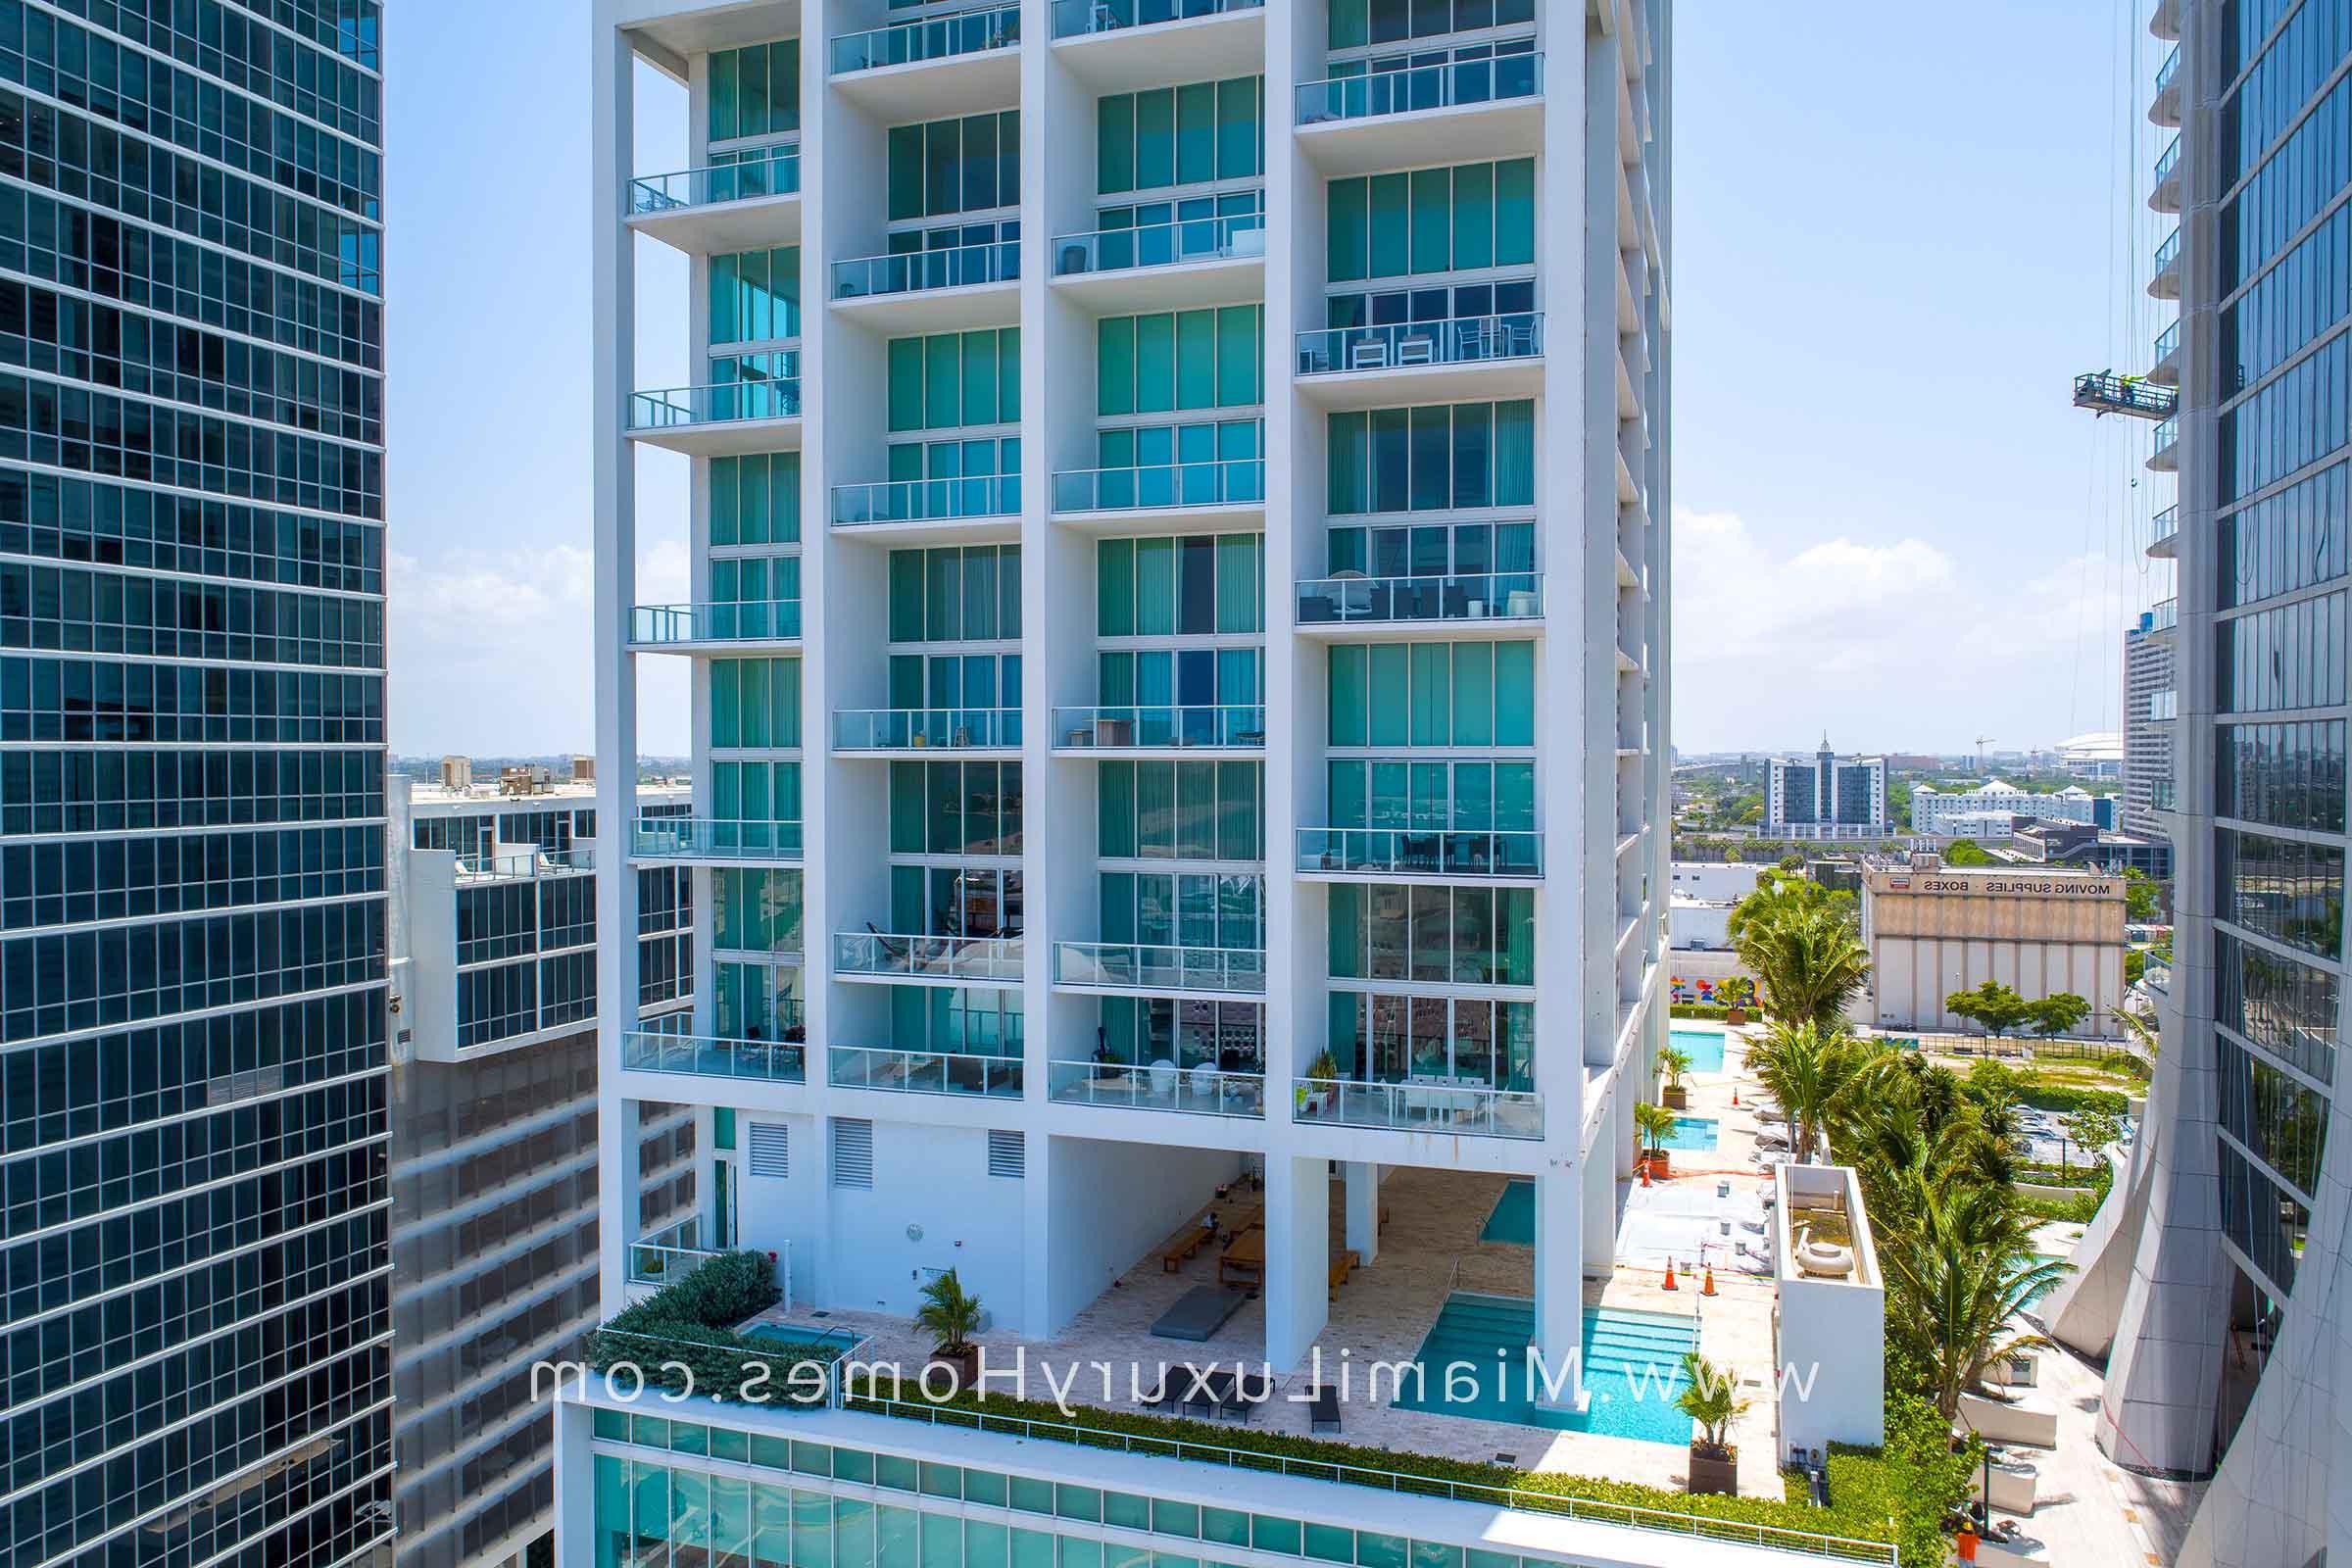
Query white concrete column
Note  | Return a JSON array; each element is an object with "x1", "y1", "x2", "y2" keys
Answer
[
  {"x1": 1265, "y1": 1153, "x2": 1329, "y2": 1372},
  {"x1": 592, "y1": 12, "x2": 642, "y2": 1317},
  {"x1": 1532, "y1": 1160, "x2": 1586, "y2": 1410},
  {"x1": 1344, "y1": 1160, "x2": 1379, "y2": 1264},
  {"x1": 1583, "y1": 1093, "x2": 1617, "y2": 1274}
]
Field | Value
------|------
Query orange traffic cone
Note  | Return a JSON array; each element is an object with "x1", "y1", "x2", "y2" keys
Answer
[
  {"x1": 1732, "y1": 1089, "x2": 1740, "y2": 1106},
  {"x1": 1662, "y1": 1260, "x2": 1678, "y2": 1291},
  {"x1": 1639, "y1": 1159, "x2": 1651, "y2": 1188},
  {"x1": 1702, "y1": 1267, "x2": 1717, "y2": 1297}
]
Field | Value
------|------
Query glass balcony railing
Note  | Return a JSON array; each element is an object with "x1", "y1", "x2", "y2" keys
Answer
[
  {"x1": 833, "y1": 931, "x2": 1025, "y2": 982},
  {"x1": 1048, "y1": 1060, "x2": 1265, "y2": 1117},
  {"x1": 831, "y1": 4, "x2": 1019, "y2": 74},
  {"x1": 831, "y1": 476, "x2": 1020, "y2": 526},
  {"x1": 1297, "y1": 51, "x2": 1542, "y2": 125},
  {"x1": 829, "y1": 1045, "x2": 1024, "y2": 1098},
  {"x1": 2153, "y1": 226, "x2": 2180, "y2": 278},
  {"x1": 2155, "y1": 42, "x2": 2180, "y2": 95},
  {"x1": 629, "y1": 378, "x2": 801, "y2": 430},
  {"x1": 1293, "y1": 1076, "x2": 1542, "y2": 1140},
  {"x1": 1052, "y1": 460, "x2": 1263, "y2": 514},
  {"x1": 2148, "y1": 505, "x2": 2178, "y2": 551},
  {"x1": 631, "y1": 816, "x2": 805, "y2": 861},
  {"x1": 2151, "y1": 597, "x2": 2179, "y2": 631},
  {"x1": 630, "y1": 601, "x2": 802, "y2": 645},
  {"x1": 2152, "y1": 415, "x2": 2178, "y2": 461},
  {"x1": 2153, "y1": 135, "x2": 2180, "y2": 190},
  {"x1": 1297, "y1": 827, "x2": 1544, "y2": 878},
  {"x1": 627, "y1": 1217, "x2": 727, "y2": 1285},
  {"x1": 1297, "y1": 572, "x2": 1541, "y2": 626},
  {"x1": 832, "y1": 241, "x2": 1019, "y2": 300},
  {"x1": 623, "y1": 1028, "x2": 808, "y2": 1084},
  {"x1": 1053, "y1": 706, "x2": 1265, "y2": 749},
  {"x1": 1052, "y1": 942, "x2": 1265, "y2": 994},
  {"x1": 1053, "y1": 215, "x2": 1265, "y2": 275},
  {"x1": 628, "y1": 148, "x2": 801, "y2": 214},
  {"x1": 833, "y1": 708, "x2": 1021, "y2": 751},
  {"x1": 1051, "y1": 0, "x2": 1262, "y2": 38},
  {"x1": 2154, "y1": 319, "x2": 2180, "y2": 365},
  {"x1": 455, "y1": 848, "x2": 594, "y2": 883},
  {"x1": 1296, "y1": 314, "x2": 1544, "y2": 376}
]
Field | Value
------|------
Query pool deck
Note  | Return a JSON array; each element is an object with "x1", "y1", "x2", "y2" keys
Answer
[{"x1": 754, "y1": 1028, "x2": 1787, "y2": 1499}]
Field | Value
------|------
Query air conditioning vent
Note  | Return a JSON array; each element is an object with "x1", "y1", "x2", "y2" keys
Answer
[
  {"x1": 748, "y1": 1121, "x2": 789, "y2": 1179},
  {"x1": 832, "y1": 1118, "x2": 874, "y2": 1190},
  {"x1": 987, "y1": 1129, "x2": 1024, "y2": 1179}
]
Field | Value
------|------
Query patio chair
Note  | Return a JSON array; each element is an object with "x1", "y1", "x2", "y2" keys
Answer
[
  {"x1": 1307, "y1": 1384, "x2": 1342, "y2": 1435},
  {"x1": 1187, "y1": 1061, "x2": 1218, "y2": 1103},
  {"x1": 1150, "y1": 1059, "x2": 1180, "y2": 1101}
]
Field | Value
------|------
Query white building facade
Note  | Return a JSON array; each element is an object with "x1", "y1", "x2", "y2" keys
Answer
[
  {"x1": 1909, "y1": 778, "x2": 2099, "y2": 836},
  {"x1": 582, "y1": 0, "x2": 1672, "y2": 1538},
  {"x1": 1760, "y1": 738, "x2": 1886, "y2": 840}
]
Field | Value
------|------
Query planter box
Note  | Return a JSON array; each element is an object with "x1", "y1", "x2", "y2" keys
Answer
[
  {"x1": 1641, "y1": 1152, "x2": 1673, "y2": 1179},
  {"x1": 1662, "y1": 1085, "x2": 1688, "y2": 1109},
  {"x1": 929, "y1": 1347, "x2": 980, "y2": 1390},
  {"x1": 1687, "y1": 1444, "x2": 1739, "y2": 1496},
  {"x1": 1725, "y1": 1007, "x2": 1748, "y2": 1027}
]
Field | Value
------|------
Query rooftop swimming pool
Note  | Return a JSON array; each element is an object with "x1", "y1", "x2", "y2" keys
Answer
[
  {"x1": 743, "y1": 1322, "x2": 862, "y2": 1357},
  {"x1": 1668, "y1": 1027, "x2": 1727, "y2": 1073},
  {"x1": 1387, "y1": 1294, "x2": 1698, "y2": 1444}
]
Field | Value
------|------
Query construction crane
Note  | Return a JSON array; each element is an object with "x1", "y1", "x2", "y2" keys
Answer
[{"x1": 1975, "y1": 736, "x2": 1995, "y2": 774}]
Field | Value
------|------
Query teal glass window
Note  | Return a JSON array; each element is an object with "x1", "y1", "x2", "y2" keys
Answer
[
  {"x1": 891, "y1": 329, "x2": 1023, "y2": 432},
  {"x1": 887, "y1": 547, "x2": 1023, "y2": 643},
  {"x1": 710, "y1": 657, "x2": 804, "y2": 749},
  {"x1": 1098, "y1": 308, "x2": 1262, "y2": 415},
  {"x1": 1327, "y1": 0, "x2": 1536, "y2": 46},
  {"x1": 710, "y1": 454, "x2": 804, "y2": 546},
  {"x1": 1325, "y1": 159, "x2": 1535, "y2": 283},
  {"x1": 710, "y1": 246, "x2": 803, "y2": 345},
  {"x1": 1325, "y1": 402, "x2": 1534, "y2": 515},
  {"x1": 887, "y1": 762, "x2": 1024, "y2": 855},
  {"x1": 889, "y1": 112, "x2": 1021, "y2": 220},
  {"x1": 1098, "y1": 761, "x2": 1261, "y2": 861},
  {"x1": 709, "y1": 38, "x2": 802, "y2": 142},
  {"x1": 1326, "y1": 641, "x2": 1534, "y2": 747},
  {"x1": 1328, "y1": 883, "x2": 1533, "y2": 982},
  {"x1": 1096, "y1": 534, "x2": 1262, "y2": 635},
  {"x1": 714, "y1": 868, "x2": 805, "y2": 955},
  {"x1": 1097, "y1": 77, "x2": 1264, "y2": 195}
]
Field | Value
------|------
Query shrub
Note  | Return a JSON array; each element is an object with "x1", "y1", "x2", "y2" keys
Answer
[
  {"x1": 1672, "y1": 1003, "x2": 1734, "y2": 1020},
  {"x1": 586, "y1": 1250, "x2": 830, "y2": 1406},
  {"x1": 2016, "y1": 1082, "x2": 2130, "y2": 1116}
]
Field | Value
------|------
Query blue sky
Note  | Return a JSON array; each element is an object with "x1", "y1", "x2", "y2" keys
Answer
[{"x1": 385, "y1": 2, "x2": 2174, "y2": 758}]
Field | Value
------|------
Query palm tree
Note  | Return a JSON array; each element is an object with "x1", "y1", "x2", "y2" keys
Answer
[
  {"x1": 1635, "y1": 1100, "x2": 1679, "y2": 1164},
  {"x1": 1737, "y1": 902, "x2": 1870, "y2": 1031},
  {"x1": 1745, "y1": 1019, "x2": 1881, "y2": 1161},
  {"x1": 915, "y1": 1268, "x2": 984, "y2": 1356},
  {"x1": 1880, "y1": 1185, "x2": 2069, "y2": 1420},
  {"x1": 1657, "y1": 1044, "x2": 1692, "y2": 1098},
  {"x1": 1726, "y1": 872, "x2": 1828, "y2": 950},
  {"x1": 1674, "y1": 1349, "x2": 1752, "y2": 1456}
]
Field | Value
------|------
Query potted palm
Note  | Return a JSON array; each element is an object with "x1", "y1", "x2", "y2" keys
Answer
[
  {"x1": 1676, "y1": 1349, "x2": 1749, "y2": 1495},
  {"x1": 1302, "y1": 1048, "x2": 1341, "y2": 1115},
  {"x1": 1635, "y1": 1100, "x2": 1679, "y2": 1179},
  {"x1": 1658, "y1": 1045, "x2": 1692, "y2": 1110},
  {"x1": 1721, "y1": 976, "x2": 1754, "y2": 1028},
  {"x1": 916, "y1": 1268, "x2": 984, "y2": 1388}
]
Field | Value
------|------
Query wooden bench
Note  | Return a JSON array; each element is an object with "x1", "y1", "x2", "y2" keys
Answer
[
  {"x1": 1327, "y1": 1249, "x2": 1360, "y2": 1296},
  {"x1": 1160, "y1": 1222, "x2": 1209, "y2": 1273}
]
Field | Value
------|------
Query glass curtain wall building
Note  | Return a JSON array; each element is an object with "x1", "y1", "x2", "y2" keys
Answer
[
  {"x1": 585, "y1": 0, "x2": 1667, "y2": 1556},
  {"x1": 2048, "y1": 4, "x2": 2350, "y2": 1565},
  {"x1": 0, "y1": 2, "x2": 395, "y2": 1565}
]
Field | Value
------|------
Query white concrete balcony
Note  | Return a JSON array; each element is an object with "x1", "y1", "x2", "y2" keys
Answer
[
  {"x1": 1049, "y1": 460, "x2": 1264, "y2": 535},
  {"x1": 1051, "y1": 705, "x2": 1265, "y2": 754},
  {"x1": 2149, "y1": 318, "x2": 2180, "y2": 387},
  {"x1": 2149, "y1": 226, "x2": 2180, "y2": 300},
  {"x1": 1294, "y1": 572, "x2": 1542, "y2": 638},
  {"x1": 453, "y1": 847, "x2": 593, "y2": 884},
  {"x1": 2151, "y1": 0, "x2": 2180, "y2": 40},
  {"x1": 828, "y1": 4, "x2": 1021, "y2": 119},
  {"x1": 829, "y1": 475, "x2": 1022, "y2": 545},
  {"x1": 1050, "y1": 0, "x2": 1265, "y2": 92},
  {"x1": 831, "y1": 707, "x2": 1021, "y2": 755},
  {"x1": 827, "y1": 1044, "x2": 1025, "y2": 1099},
  {"x1": 2148, "y1": 415, "x2": 2178, "y2": 472},
  {"x1": 2150, "y1": 135, "x2": 2180, "y2": 214},
  {"x1": 2147, "y1": 505, "x2": 2178, "y2": 561},
  {"x1": 1049, "y1": 216, "x2": 1265, "y2": 312},
  {"x1": 622, "y1": 1027, "x2": 808, "y2": 1088},
  {"x1": 626, "y1": 1216, "x2": 727, "y2": 1288},
  {"x1": 629, "y1": 815, "x2": 804, "y2": 865},
  {"x1": 628, "y1": 600, "x2": 802, "y2": 653},
  {"x1": 831, "y1": 931, "x2": 1025, "y2": 986},
  {"x1": 627, "y1": 379, "x2": 802, "y2": 457},
  {"x1": 1295, "y1": 52, "x2": 1543, "y2": 176},
  {"x1": 1047, "y1": 1059, "x2": 1266, "y2": 1118},
  {"x1": 1293, "y1": 314, "x2": 1544, "y2": 408},
  {"x1": 625, "y1": 148, "x2": 801, "y2": 252},
  {"x1": 1295, "y1": 827, "x2": 1544, "y2": 882},
  {"x1": 1292, "y1": 1075, "x2": 1542, "y2": 1140},
  {"x1": 1050, "y1": 940, "x2": 1266, "y2": 998},
  {"x1": 828, "y1": 242, "x2": 1021, "y2": 332}
]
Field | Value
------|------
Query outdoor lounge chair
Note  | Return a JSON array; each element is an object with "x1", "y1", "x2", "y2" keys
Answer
[{"x1": 1307, "y1": 1384, "x2": 1341, "y2": 1435}]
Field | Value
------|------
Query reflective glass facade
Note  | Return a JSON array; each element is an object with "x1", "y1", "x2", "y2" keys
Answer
[{"x1": 0, "y1": 1, "x2": 392, "y2": 1563}]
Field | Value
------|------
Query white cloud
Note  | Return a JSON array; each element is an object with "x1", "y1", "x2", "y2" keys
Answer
[
  {"x1": 388, "y1": 541, "x2": 689, "y2": 756},
  {"x1": 1670, "y1": 507, "x2": 2132, "y2": 754}
]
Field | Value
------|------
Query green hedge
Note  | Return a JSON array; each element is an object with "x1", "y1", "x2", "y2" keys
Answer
[
  {"x1": 586, "y1": 1251, "x2": 833, "y2": 1405},
  {"x1": 1671, "y1": 1003, "x2": 1742, "y2": 1021},
  {"x1": 2017, "y1": 1082, "x2": 2130, "y2": 1115},
  {"x1": 846, "y1": 1378, "x2": 1905, "y2": 1559}
]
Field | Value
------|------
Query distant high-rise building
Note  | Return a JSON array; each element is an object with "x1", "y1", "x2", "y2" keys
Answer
[
  {"x1": 0, "y1": 5, "x2": 395, "y2": 1563},
  {"x1": 2122, "y1": 609, "x2": 2177, "y2": 839},
  {"x1": 2046, "y1": 7, "x2": 2349, "y2": 1566},
  {"x1": 1762, "y1": 736, "x2": 1886, "y2": 839}
]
